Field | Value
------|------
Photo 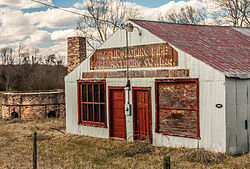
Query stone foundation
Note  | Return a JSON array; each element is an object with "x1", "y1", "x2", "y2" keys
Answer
[{"x1": 2, "y1": 90, "x2": 65, "y2": 120}]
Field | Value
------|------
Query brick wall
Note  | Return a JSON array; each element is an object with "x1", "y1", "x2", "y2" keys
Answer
[
  {"x1": 1, "y1": 91, "x2": 65, "y2": 120},
  {"x1": 67, "y1": 37, "x2": 86, "y2": 73}
]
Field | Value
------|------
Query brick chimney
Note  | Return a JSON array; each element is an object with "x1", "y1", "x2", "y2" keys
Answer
[{"x1": 67, "y1": 37, "x2": 86, "y2": 74}]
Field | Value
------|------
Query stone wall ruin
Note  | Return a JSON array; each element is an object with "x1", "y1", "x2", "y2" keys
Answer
[{"x1": 1, "y1": 90, "x2": 65, "y2": 120}]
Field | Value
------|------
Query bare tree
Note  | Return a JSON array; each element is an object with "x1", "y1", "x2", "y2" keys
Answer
[
  {"x1": 76, "y1": 0, "x2": 141, "y2": 51},
  {"x1": 1, "y1": 47, "x2": 13, "y2": 65},
  {"x1": 45, "y1": 54, "x2": 56, "y2": 65},
  {"x1": 158, "y1": 6, "x2": 208, "y2": 25},
  {"x1": 17, "y1": 42, "x2": 25, "y2": 65},
  {"x1": 212, "y1": 0, "x2": 249, "y2": 26}
]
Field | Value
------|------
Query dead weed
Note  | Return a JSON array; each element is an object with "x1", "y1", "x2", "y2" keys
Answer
[{"x1": 179, "y1": 148, "x2": 228, "y2": 164}]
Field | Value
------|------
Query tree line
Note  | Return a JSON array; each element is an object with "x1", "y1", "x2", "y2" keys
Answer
[{"x1": 0, "y1": 42, "x2": 66, "y2": 91}]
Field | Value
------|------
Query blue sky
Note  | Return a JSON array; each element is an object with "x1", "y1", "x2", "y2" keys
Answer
[
  {"x1": 23, "y1": 0, "x2": 190, "y2": 12},
  {"x1": 52, "y1": 0, "x2": 186, "y2": 8}
]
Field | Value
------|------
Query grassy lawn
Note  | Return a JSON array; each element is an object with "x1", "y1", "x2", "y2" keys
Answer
[{"x1": 0, "y1": 118, "x2": 249, "y2": 169}]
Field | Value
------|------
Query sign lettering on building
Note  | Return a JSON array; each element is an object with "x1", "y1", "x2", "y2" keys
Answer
[
  {"x1": 90, "y1": 43, "x2": 178, "y2": 70},
  {"x1": 82, "y1": 69, "x2": 189, "y2": 79}
]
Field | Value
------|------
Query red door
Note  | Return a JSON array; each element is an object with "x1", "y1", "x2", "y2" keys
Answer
[
  {"x1": 109, "y1": 87, "x2": 126, "y2": 139},
  {"x1": 133, "y1": 88, "x2": 151, "y2": 142}
]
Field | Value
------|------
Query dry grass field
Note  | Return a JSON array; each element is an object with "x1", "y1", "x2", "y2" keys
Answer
[
  {"x1": 0, "y1": 92, "x2": 249, "y2": 168},
  {"x1": 0, "y1": 118, "x2": 249, "y2": 169}
]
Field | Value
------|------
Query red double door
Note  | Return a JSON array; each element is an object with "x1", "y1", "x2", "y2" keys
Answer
[{"x1": 109, "y1": 87, "x2": 151, "y2": 142}]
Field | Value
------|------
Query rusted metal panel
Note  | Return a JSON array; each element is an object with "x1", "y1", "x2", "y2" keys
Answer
[
  {"x1": 82, "y1": 69, "x2": 189, "y2": 79},
  {"x1": 90, "y1": 43, "x2": 178, "y2": 70},
  {"x1": 155, "y1": 79, "x2": 199, "y2": 138}
]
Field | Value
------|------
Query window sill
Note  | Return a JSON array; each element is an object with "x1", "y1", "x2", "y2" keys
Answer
[{"x1": 78, "y1": 121, "x2": 107, "y2": 128}]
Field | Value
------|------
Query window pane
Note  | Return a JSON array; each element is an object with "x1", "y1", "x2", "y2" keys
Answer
[
  {"x1": 94, "y1": 84, "x2": 99, "y2": 102},
  {"x1": 88, "y1": 104, "x2": 93, "y2": 121},
  {"x1": 88, "y1": 85, "x2": 93, "y2": 102},
  {"x1": 82, "y1": 84, "x2": 87, "y2": 102},
  {"x1": 94, "y1": 104, "x2": 99, "y2": 122},
  {"x1": 100, "y1": 104, "x2": 105, "y2": 123},
  {"x1": 100, "y1": 84, "x2": 105, "y2": 103},
  {"x1": 82, "y1": 104, "x2": 87, "y2": 121}
]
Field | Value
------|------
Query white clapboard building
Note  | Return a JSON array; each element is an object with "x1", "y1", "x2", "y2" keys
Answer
[{"x1": 65, "y1": 19, "x2": 250, "y2": 154}]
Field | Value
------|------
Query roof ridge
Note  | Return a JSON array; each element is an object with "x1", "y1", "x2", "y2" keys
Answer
[{"x1": 129, "y1": 19, "x2": 250, "y2": 29}]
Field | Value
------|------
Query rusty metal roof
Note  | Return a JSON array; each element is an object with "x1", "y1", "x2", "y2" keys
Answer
[{"x1": 131, "y1": 19, "x2": 250, "y2": 78}]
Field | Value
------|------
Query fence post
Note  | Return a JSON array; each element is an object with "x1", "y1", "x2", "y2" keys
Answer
[
  {"x1": 33, "y1": 132, "x2": 37, "y2": 169},
  {"x1": 163, "y1": 156, "x2": 170, "y2": 169}
]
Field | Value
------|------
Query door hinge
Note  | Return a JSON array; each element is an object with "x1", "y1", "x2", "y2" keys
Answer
[{"x1": 245, "y1": 120, "x2": 248, "y2": 130}]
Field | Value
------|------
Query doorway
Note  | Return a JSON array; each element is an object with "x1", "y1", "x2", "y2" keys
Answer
[
  {"x1": 109, "y1": 87, "x2": 126, "y2": 139},
  {"x1": 133, "y1": 87, "x2": 152, "y2": 142}
]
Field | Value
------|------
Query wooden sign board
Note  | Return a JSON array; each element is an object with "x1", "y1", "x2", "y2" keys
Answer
[
  {"x1": 90, "y1": 43, "x2": 178, "y2": 70},
  {"x1": 82, "y1": 69, "x2": 189, "y2": 79}
]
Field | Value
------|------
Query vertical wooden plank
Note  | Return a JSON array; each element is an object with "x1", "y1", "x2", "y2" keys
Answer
[
  {"x1": 200, "y1": 82, "x2": 212, "y2": 150},
  {"x1": 225, "y1": 78, "x2": 237, "y2": 154},
  {"x1": 236, "y1": 80, "x2": 248, "y2": 153}
]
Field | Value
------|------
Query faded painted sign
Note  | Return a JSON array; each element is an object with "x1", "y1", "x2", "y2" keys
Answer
[
  {"x1": 90, "y1": 43, "x2": 178, "y2": 70},
  {"x1": 82, "y1": 69, "x2": 189, "y2": 79}
]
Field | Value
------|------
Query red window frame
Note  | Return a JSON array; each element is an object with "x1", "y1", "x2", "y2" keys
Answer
[
  {"x1": 155, "y1": 79, "x2": 200, "y2": 139},
  {"x1": 77, "y1": 80, "x2": 106, "y2": 127}
]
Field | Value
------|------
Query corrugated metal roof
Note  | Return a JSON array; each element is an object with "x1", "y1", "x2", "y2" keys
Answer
[{"x1": 131, "y1": 19, "x2": 250, "y2": 78}]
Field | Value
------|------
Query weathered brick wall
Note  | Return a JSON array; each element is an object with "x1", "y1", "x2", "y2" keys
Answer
[
  {"x1": 1, "y1": 91, "x2": 65, "y2": 120},
  {"x1": 67, "y1": 37, "x2": 86, "y2": 73}
]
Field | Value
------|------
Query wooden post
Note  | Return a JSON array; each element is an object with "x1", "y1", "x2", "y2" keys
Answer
[
  {"x1": 33, "y1": 132, "x2": 37, "y2": 169},
  {"x1": 163, "y1": 156, "x2": 170, "y2": 169}
]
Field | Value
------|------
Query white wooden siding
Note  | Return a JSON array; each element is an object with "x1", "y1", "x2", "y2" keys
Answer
[{"x1": 65, "y1": 22, "x2": 229, "y2": 153}]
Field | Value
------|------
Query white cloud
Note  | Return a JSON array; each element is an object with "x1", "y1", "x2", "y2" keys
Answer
[
  {"x1": 0, "y1": 44, "x2": 8, "y2": 49},
  {"x1": 0, "y1": 0, "x2": 53, "y2": 9},
  {"x1": 25, "y1": 30, "x2": 51, "y2": 45},
  {"x1": 0, "y1": 7, "x2": 35, "y2": 42},
  {"x1": 131, "y1": 0, "x2": 205, "y2": 19},
  {"x1": 51, "y1": 29, "x2": 81, "y2": 41},
  {"x1": 26, "y1": 8, "x2": 81, "y2": 29}
]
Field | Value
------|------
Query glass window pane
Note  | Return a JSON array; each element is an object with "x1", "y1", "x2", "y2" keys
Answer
[
  {"x1": 94, "y1": 84, "x2": 99, "y2": 102},
  {"x1": 100, "y1": 104, "x2": 105, "y2": 123},
  {"x1": 100, "y1": 84, "x2": 105, "y2": 103},
  {"x1": 88, "y1": 85, "x2": 93, "y2": 102},
  {"x1": 82, "y1": 104, "x2": 87, "y2": 121},
  {"x1": 88, "y1": 104, "x2": 93, "y2": 121},
  {"x1": 82, "y1": 84, "x2": 87, "y2": 102},
  {"x1": 94, "y1": 104, "x2": 99, "y2": 122}
]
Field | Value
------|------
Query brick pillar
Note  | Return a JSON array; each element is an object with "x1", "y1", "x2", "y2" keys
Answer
[{"x1": 67, "y1": 37, "x2": 86, "y2": 74}]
